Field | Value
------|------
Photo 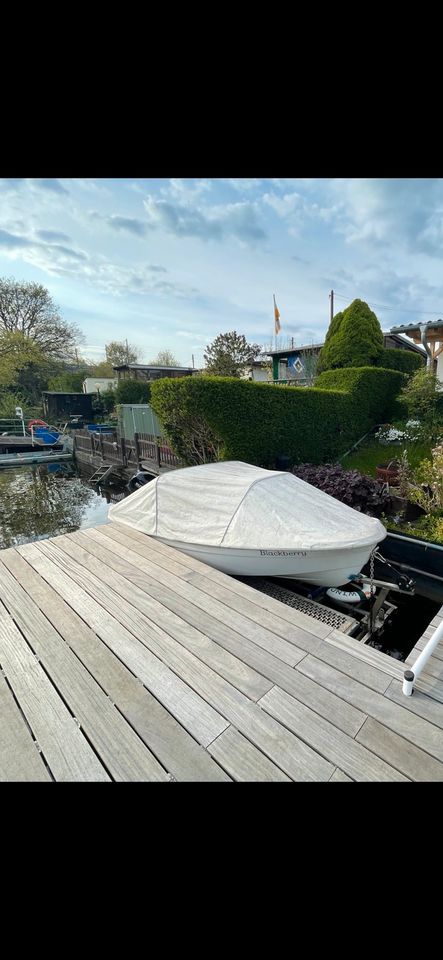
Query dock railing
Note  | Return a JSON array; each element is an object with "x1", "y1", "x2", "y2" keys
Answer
[
  {"x1": 403, "y1": 618, "x2": 443, "y2": 695},
  {"x1": 73, "y1": 429, "x2": 183, "y2": 470}
]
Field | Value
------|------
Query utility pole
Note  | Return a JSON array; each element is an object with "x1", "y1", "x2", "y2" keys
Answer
[
  {"x1": 126, "y1": 338, "x2": 129, "y2": 363},
  {"x1": 192, "y1": 354, "x2": 195, "y2": 368},
  {"x1": 329, "y1": 289, "x2": 334, "y2": 325}
]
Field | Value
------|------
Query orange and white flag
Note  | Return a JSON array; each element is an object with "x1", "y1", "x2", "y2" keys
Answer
[{"x1": 273, "y1": 294, "x2": 281, "y2": 334}]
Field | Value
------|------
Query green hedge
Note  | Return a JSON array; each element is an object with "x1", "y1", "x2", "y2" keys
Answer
[
  {"x1": 150, "y1": 367, "x2": 407, "y2": 467},
  {"x1": 375, "y1": 348, "x2": 424, "y2": 375}
]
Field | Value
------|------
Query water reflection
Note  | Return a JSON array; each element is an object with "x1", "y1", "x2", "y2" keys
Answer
[{"x1": 0, "y1": 463, "x2": 114, "y2": 549}]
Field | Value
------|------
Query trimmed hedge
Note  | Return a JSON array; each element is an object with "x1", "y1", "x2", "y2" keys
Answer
[
  {"x1": 151, "y1": 367, "x2": 407, "y2": 467},
  {"x1": 375, "y1": 348, "x2": 424, "y2": 375}
]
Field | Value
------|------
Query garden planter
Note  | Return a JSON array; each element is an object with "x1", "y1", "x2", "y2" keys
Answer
[{"x1": 376, "y1": 462, "x2": 399, "y2": 483}]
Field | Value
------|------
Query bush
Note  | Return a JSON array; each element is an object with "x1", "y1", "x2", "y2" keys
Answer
[
  {"x1": 292, "y1": 462, "x2": 390, "y2": 514},
  {"x1": 375, "y1": 348, "x2": 424, "y2": 375},
  {"x1": 115, "y1": 380, "x2": 152, "y2": 404},
  {"x1": 399, "y1": 367, "x2": 443, "y2": 423},
  {"x1": 151, "y1": 367, "x2": 406, "y2": 468},
  {"x1": 317, "y1": 299, "x2": 383, "y2": 372}
]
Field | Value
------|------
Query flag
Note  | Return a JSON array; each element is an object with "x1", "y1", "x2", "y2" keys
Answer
[{"x1": 273, "y1": 295, "x2": 281, "y2": 335}]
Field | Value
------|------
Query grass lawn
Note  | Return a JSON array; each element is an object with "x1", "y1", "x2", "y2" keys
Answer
[{"x1": 341, "y1": 441, "x2": 432, "y2": 477}]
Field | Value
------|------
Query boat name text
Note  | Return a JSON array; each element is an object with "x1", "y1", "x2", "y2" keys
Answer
[{"x1": 260, "y1": 549, "x2": 307, "y2": 558}]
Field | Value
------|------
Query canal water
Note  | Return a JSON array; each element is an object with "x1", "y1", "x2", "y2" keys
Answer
[{"x1": 0, "y1": 462, "x2": 121, "y2": 550}]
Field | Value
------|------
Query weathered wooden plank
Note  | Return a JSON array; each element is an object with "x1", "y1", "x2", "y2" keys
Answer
[
  {"x1": 208, "y1": 727, "x2": 291, "y2": 782},
  {"x1": 415, "y1": 656, "x2": 443, "y2": 681},
  {"x1": 257, "y1": 662, "x2": 366, "y2": 737},
  {"x1": 415, "y1": 674, "x2": 443, "y2": 703},
  {"x1": 0, "y1": 614, "x2": 110, "y2": 782},
  {"x1": 385, "y1": 678, "x2": 443, "y2": 728},
  {"x1": 296, "y1": 654, "x2": 443, "y2": 763},
  {"x1": 5, "y1": 547, "x2": 229, "y2": 781},
  {"x1": 325, "y1": 630, "x2": 405, "y2": 679},
  {"x1": 79, "y1": 532, "x2": 316, "y2": 692},
  {"x1": 258, "y1": 686, "x2": 409, "y2": 782},
  {"x1": 182, "y1": 569, "x2": 325, "y2": 653},
  {"x1": 0, "y1": 667, "x2": 51, "y2": 782},
  {"x1": 72, "y1": 531, "x2": 372, "y2": 736},
  {"x1": 73, "y1": 535, "x2": 373, "y2": 737},
  {"x1": 0, "y1": 553, "x2": 170, "y2": 782},
  {"x1": 62, "y1": 532, "x2": 274, "y2": 700},
  {"x1": 16, "y1": 543, "x2": 228, "y2": 749},
  {"x1": 49, "y1": 533, "x2": 367, "y2": 737},
  {"x1": 24, "y1": 539, "x2": 333, "y2": 780},
  {"x1": 406, "y1": 624, "x2": 443, "y2": 663},
  {"x1": 308, "y1": 635, "x2": 392, "y2": 694},
  {"x1": 356, "y1": 717, "x2": 443, "y2": 782},
  {"x1": 329, "y1": 769, "x2": 353, "y2": 782},
  {"x1": 104, "y1": 522, "x2": 333, "y2": 641},
  {"x1": 81, "y1": 528, "x2": 307, "y2": 665}
]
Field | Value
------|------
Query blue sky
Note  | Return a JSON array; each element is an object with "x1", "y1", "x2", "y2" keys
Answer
[{"x1": 1, "y1": 177, "x2": 443, "y2": 367}]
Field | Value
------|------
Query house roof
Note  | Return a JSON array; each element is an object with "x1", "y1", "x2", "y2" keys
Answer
[
  {"x1": 265, "y1": 343, "x2": 323, "y2": 357},
  {"x1": 390, "y1": 321, "x2": 443, "y2": 342},
  {"x1": 112, "y1": 363, "x2": 194, "y2": 372}
]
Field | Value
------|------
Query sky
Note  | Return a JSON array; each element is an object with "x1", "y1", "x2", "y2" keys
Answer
[{"x1": 1, "y1": 177, "x2": 443, "y2": 368}]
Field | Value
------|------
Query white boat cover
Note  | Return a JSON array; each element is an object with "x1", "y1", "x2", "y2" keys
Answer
[{"x1": 109, "y1": 460, "x2": 386, "y2": 552}]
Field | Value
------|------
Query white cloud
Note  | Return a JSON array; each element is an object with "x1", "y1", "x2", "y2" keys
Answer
[{"x1": 143, "y1": 195, "x2": 267, "y2": 245}]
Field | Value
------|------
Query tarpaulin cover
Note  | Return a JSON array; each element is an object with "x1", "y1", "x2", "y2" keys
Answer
[{"x1": 108, "y1": 460, "x2": 386, "y2": 551}]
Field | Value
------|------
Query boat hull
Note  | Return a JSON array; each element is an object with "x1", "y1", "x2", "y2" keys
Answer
[{"x1": 154, "y1": 536, "x2": 381, "y2": 587}]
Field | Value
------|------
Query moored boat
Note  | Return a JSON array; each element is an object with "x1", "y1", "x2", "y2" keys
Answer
[{"x1": 109, "y1": 460, "x2": 387, "y2": 587}]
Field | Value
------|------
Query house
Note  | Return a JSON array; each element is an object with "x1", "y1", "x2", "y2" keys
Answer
[
  {"x1": 42, "y1": 392, "x2": 94, "y2": 421},
  {"x1": 266, "y1": 332, "x2": 426, "y2": 384},
  {"x1": 389, "y1": 321, "x2": 443, "y2": 382},
  {"x1": 241, "y1": 358, "x2": 271, "y2": 382},
  {"x1": 113, "y1": 364, "x2": 195, "y2": 382},
  {"x1": 82, "y1": 377, "x2": 118, "y2": 394}
]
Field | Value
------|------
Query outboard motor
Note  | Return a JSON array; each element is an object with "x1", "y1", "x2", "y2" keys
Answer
[{"x1": 127, "y1": 470, "x2": 154, "y2": 492}]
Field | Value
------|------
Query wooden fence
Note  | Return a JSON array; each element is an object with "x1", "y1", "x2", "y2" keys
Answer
[{"x1": 74, "y1": 429, "x2": 183, "y2": 470}]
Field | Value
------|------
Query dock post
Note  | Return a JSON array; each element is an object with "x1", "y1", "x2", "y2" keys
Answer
[
  {"x1": 134, "y1": 431, "x2": 141, "y2": 469},
  {"x1": 403, "y1": 670, "x2": 414, "y2": 696}
]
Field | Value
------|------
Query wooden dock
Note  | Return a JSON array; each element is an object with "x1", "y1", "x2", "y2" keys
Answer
[{"x1": 1, "y1": 521, "x2": 443, "y2": 782}]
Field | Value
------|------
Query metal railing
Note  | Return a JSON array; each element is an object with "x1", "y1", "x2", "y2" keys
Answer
[
  {"x1": 0, "y1": 418, "x2": 26, "y2": 436},
  {"x1": 403, "y1": 616, "x2": 443, "y2": 695}
]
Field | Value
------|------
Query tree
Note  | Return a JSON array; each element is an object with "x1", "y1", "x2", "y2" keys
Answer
[
  {"x1": 86, "y1": 360, "x2": 113, "y2": 378},
  {"x1": 0, "y1": 331, "x2": 44, "y2": 387},
  {"x1": 47, "y1": 368, "x2": 91, "y2": 392},
  {"x1": 317, "y1": 299, "x2": 383, "y2": 373},
  {"x1": 204, "y1": 331, "x2": 262, "y2": 378},
  {"x1": 105, "y1": 341, "x2": 143, "y2": 367},
  {"x1": 0, "y1": 278, "x2": 84, "y2": 361},
  {"x1": 149, "y1": 349, "x2": 180, "y2": 367}
]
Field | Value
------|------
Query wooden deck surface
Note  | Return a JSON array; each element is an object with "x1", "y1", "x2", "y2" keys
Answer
[{"x1": 1, "y1": 521, "x2": 442, "y2": 782}]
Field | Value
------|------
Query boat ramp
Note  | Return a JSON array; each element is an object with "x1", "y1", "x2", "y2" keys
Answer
[{"x1": 1, "y1": 522, "x2": 443, "y2": 782}]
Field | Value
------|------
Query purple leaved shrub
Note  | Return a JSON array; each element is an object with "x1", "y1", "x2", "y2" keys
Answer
[{"x1": 292, "y1": 463, "x2": 390, "y2": 514}]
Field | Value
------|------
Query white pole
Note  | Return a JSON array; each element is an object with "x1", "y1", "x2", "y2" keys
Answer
[{"x1": 403, "y1": 617, "x2": 443, "y2": 695}]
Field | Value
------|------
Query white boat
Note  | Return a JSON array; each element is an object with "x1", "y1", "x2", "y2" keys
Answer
[{"x1": 108, "y1": 460, "x2": 387, "y2": 587}]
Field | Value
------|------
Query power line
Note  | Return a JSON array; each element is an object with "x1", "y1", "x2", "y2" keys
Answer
[{"x1": 334, "y1": 291, "x2": 443, "y2": 316}]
